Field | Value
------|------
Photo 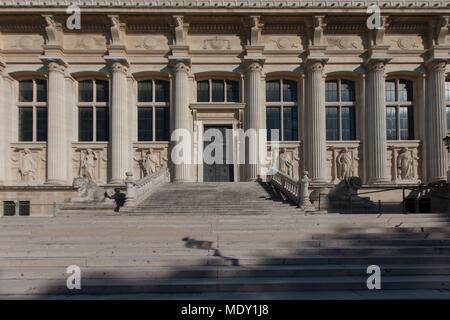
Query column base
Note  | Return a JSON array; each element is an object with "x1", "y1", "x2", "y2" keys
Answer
[{"x1": 428, "y1": 176, "x2": 448, "y2": 183}]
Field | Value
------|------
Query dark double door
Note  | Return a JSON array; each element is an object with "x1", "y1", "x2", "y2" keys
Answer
[{"x1": 203, "y1": 126, "x2": 234, "y2": 182}]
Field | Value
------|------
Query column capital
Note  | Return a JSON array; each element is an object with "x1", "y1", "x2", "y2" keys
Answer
[
  {"x1": 304, "y1": 58, "x2": 327, "y2": 72},
  {"x1": 244, "y1": 59, "x2": 264, "y2": 73},
  {"x1": 105, "y1": 56, "x2": 129, "y2": 74},
  {"x1": 364, "y1": 58, "x2": 391, "y2": 72},
  {"x1": 424, "y1": 58, "x2": 448, "y2": 74},
  {"x1": 40, "y1": 56, "x2": 68, "y2": 74}
]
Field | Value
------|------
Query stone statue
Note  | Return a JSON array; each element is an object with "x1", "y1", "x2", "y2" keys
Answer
[
  {"x1": 143, "y1": 151, "x2": 160, "y2": 176},
  {"x1": 279, "y1": 148, "x2": 294, "y2": 177},
  {"x1": 19, "y1": 148, "x2": 36, "y2": 182},
  {"x1": 397, "y1": 147, "x2": 413, "y2": 180},
  {"x1": 336, "y1": 147, "x2": 354, "y2": 180},
  {"x1": 70, "y1": 177, "x2": 109, "y2": 203},
  {"x1": 299, "y1": 171, "x2": 315, "y2": 211},
  {"x1": 80, "y1": 149, "x2": 97, "y2": 181}
]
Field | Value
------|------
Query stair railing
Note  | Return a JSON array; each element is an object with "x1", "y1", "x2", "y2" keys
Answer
[
  {"x1": 123, "y1": 168, "x2": 170, "y2": 209},
  {"x1": 268, "y1": 170, "x2": 301, "y2": 204}
]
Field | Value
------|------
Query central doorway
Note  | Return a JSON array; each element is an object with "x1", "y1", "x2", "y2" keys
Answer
[{"x1": 203, "y1": 126, "x2": 234, "y2": 182}]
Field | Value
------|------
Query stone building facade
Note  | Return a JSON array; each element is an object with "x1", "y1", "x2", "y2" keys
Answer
[{"x1": 0, "y1": 0, "x2": 450, "y2": 214}]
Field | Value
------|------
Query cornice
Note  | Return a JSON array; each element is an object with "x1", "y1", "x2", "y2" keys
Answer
[{"x1": 0, "y1": 0, "x2": 449, "y2": 10}]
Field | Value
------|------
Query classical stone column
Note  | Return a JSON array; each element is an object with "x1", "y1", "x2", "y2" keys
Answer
[
  {"x1": 0, "y1": 62, "x2": 6, "y2": 184},
  {"x1": 426, "y1": 60, "x2": 448, "y2": 182},
  {"x1": 172, "y1": 61, "x2": 192, "y2": 182},
  {"x1": 365, "y1": 60, "x2": 390, "y2": 184},
  {"x1": 46, "y1": 60, "x2": 68, "y2": 185},
  {"x1": 109, "y1": 61, "x2": 130, "y2": 184},
  {"x1": 304, "y1": 60, "x2": 327, "y2": 183},
  {"x1": 244, "y1": 61, "x2": 264, "y2": 180}
]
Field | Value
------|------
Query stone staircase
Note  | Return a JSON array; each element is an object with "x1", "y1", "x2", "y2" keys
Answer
[{"x1": 1, "y1": 182, "x2": 450, "y2": 299}]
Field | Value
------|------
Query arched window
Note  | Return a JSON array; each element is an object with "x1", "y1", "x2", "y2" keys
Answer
[
  {"x1": 17, "y1": 79, "x2": 47, "y2": 142},
  {"x1": 385, "y1": 79, "x2": 414, "y2": 140},
  {"x1": 446, "y1": 79, "x2": 450, "y2": 133},
  {"x1": 137, "y1": 79, "x2": 170, "y2": 141},
  {"x1": 266, "y1": 79, "x2": 298, "y2": 141},
  {"x1": 325, "y1": 79, "x2": 356, "y2": 141},
  {"x1": 77, "y1": 79, "x2": 109, "y2": 142},
  {"x1": 196, "y1": 79, "x2": 239, "y2": 103}
]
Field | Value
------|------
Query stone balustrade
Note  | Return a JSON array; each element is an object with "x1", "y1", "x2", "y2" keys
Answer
[
  {"x1": 123, "y1": 167, "x2": 170, "y2": 209},
  {"x1": 268, "y1": 170, "x2": 301, "y2": 204}
]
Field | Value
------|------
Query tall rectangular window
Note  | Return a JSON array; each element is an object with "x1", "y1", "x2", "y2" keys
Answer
[
  {"x1": 386, "y1": 79, "x2": 414, "y2": 140},
  {"x1": 211, "y1": 80, "x2": 224, "y2": 102},
  {"x1": 78, "y1": 108, "x2": 94, "y2": 142},
  {"x1": 138, "y1": 108, "x2": 153, "y2": 141},
  {"x1": 19, "y1": 107, "x2": 33, "y2": 142},
  {"x1": 325, "y1": 79, "x2": 357, "y2": 141},
  {"x1": 36, "y1": 107, "x2": 47, "y2": 142},
  {"x1": 326, "y1": 107, "x2": 339, "y2": 141},
  {"x1": 266, "y1": 79, "x2": 298, "y2": 141},
  {"x1": 266, "y1": 107, "x2": 281, "y2": 141},
  {"x1": 137, "y1": 79, "x2": 170, "y2": 141},
  {"x1": 96, "y1": 107, "x2": 109, "y2": 142},
  {"x1": 77, "y1": 80, "x2": 109, "y2": 142},
  {"x1": 226, "y1": 80, "x2": 239, "y2": 103},
  {"x1": 386, "y1": 107, "x2": 397, "y2": 140},
  {"x1": 18, "y1": 79, "x2": 47, "y2": 142},
  {"x1": 197, "y1": 81, "x2": 210, "y2": 102},
  {"x1": 155, "y1": 107, "x2": 170, "y2": 141}
]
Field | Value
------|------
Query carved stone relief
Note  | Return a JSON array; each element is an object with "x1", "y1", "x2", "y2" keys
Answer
[
  {"x1": 266, "y1": 144, "x2": 301, "y2": 179},
  {"x1": 10, "y1": 147, "x2": 46, "y2": 184},
  {"x1": 387, "y1": 35, "x2": 424, "y2": 50},
  {"x1": 63, "y1": 34, "x2": 106, "y2": 51},
  {"x1": 126, "y1": 35, "x2": 169, "y2": 51},
  {"x1": 388, "y1": 144, "x2": 421, "y2": 184},
  {"x1": 326, "y1": 36, "x2": 362, "y2": 50},
  {"x1": 5, "y1": 34, "x2": 44, "y2": 50},
  {"x1": 133, "y1": 145, "x2": 169, "y2": 179},
  {"x1": 73, "y1": 146, "x2": 108, "y2": 183},
  {"x1": 326, "y1": 145, "x2": 360, "y2": 183}
]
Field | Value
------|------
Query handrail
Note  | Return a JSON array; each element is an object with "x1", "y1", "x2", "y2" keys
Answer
[
  {"x1": 123, "y1": 168, "x2": 170, "y2": 209},
  {"x1": 268, "y1": 170, "x2": 301, "y2": 204}
]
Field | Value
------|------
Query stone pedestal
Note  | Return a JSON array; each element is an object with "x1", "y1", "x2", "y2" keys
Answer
[
  {"x1": 304, "y1": 60, "x2": 327, "y2": 183},
  {"x1": 46, "y1": 60, "x2": 68, "y2": 185},
  {"x1": 426, "y1": 60, "x2": 448, "y2": 182},
  {"x1": 110, "y1": 61, "x2": 130, "y2": 184},
  {"x1": 366, "y1": 60, "x2": 390, "y2": 184}
]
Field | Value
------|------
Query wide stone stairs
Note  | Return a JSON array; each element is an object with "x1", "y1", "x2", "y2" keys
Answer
[{"x1": 1, "y1": 182, "x2": 450, "y2": 298}]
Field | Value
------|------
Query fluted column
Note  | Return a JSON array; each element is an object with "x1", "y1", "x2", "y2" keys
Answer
[
  {"x1": 244, "y1": 61, "x2": 264, "y2": 180},
  {"x1": 46, "y1": 61, "x2": 68, "y2": 184},
  {"x1": 172, "y1": 61, "x2": 192, "y2": 182},
  {"x1": 366, "y1": 60, "x2": 390, "y2": 184},
  {"x1": 304, "y1": 60, "x2": 327, "y2": 183},
  {"x1": 110, "y1": 61, "x2": 130, "y2": 184},
  {"x1": 0, "y1": 62, "x2": 6, "y2": 184},
  {"x1": 426, "y1": 60, "x2": 448, "y2": 182}
]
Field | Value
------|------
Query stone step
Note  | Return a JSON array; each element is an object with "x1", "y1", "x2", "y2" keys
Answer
[
  {"x1": 3, "y1": 264, "x2": 450, "y2": 280},
  {"x1": 3, "y1": 254, "x2": 450, "y2": 268},
  {"x1": 4, "y1": 246, "x2": 450, "y2": 258},
  {"x1": 2, "y1": 275, "x2": 450, "y2": 295}
]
